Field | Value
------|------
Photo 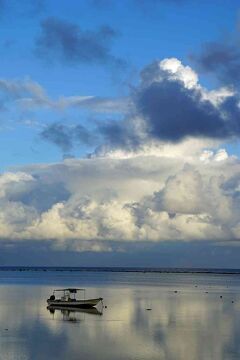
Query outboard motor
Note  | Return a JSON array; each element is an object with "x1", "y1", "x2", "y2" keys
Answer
[{"x1": 49, "y1": 295, "x2": 55, "y2": 301}]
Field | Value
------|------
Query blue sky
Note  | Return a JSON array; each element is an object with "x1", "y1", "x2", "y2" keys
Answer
[{"x1": 1, "y1": 0, "x2": 240, "y2": 266}]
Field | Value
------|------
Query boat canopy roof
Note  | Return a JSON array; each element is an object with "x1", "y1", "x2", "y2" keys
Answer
[{"x1": 53, "y1": 288, "x2": 85, "y2": 293}]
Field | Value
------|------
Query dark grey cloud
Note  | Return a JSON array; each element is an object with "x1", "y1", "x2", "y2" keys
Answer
[
  {"x1": 95, "y1": 67, "x2": 240, "y2": 152},
  {"x1": 40, "y1": 122, "x2": 96, "y2": 152},
  {"x1": 41, "y1": 123, "x2": 73, "y2": 152},
  {"x1": 39, "y1": 58, "x2": 240, "y2": 156},
  {"x1": 98, "y1": 120, "x2": 141, "y2": 150},
  {"x1": 35, "y1": 17, "x2": 124, "y2": 67},
  {"x1": 191, "y1": 39, "x2": 240, "y2": 85},
  {"x1": 74, "y1": 123, "x2": 97, "y2": 145},
  {"x1": 135, "y1": 79, "x2": 240, "y2": 142}
]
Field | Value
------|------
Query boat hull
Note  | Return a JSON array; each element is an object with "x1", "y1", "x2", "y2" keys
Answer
[{"x1": 47, "y1": 297, "x2": 103, "y2": 308}]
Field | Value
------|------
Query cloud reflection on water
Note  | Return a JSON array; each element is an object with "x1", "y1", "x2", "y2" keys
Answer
[{"x1": 0, "y1": 275, "x2": 239, "y2": 359}]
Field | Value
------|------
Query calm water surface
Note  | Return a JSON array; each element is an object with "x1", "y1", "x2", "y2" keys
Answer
[{"x1": 0, "y1": 271, "x2": 240, "y2": 360}]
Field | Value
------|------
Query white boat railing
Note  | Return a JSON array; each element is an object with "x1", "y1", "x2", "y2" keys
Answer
[{"x1": 53, "y1": 288, "x2": 86, "y2": 301}]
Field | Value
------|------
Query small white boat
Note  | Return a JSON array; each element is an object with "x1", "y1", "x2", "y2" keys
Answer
[{"x1": 47, "y1": 288, "x2": 103, "y2": 308}]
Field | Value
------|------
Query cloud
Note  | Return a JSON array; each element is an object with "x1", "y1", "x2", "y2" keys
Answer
[
  {"x1": 0, "y1": 78, "x2": 47, "y2": 102},
  {"x1": 97, "y1": 118, "x2": 143, "y2": 151},
  {"x1": 10, "y1": 181, "x2": 71, "y2": 213},
  {"x1": 93, "y1": 58, "x2": 240, "y2": 156},
  {"x1": 0, "y1": 77, "x2": 128, "y2": 115},
  {"x1": 40, "y1": 122, "x2": 96, "y2": 152},
  {"x1": 35, "y1": 17, "x2": 124, "y2": 67},
  {"x1": 0, "y1": 149, "x2": 239, "y2": 251},
  {"x1": 40, "y1": 123, "x2": 74, "y2": 152},
  {"x1": 4, "y1": 58, "x2": 236, "y2": 159},
  {"x1": 0, "y1": 58, "x2": 239, "y2": 158},
  {"x1": 0, "y1": 77, "x2": 50, "y2": 116},
  {"x1": 58, "y1": 96, "x2": 130, "y2": 113},
  {"x1": 0, "y1": 172, "x2": 35, "y2": 198},
  {"x1": 16, "y1": 94, "x2": 129, "y2": 114},
  {"x1": 136, "y1": 79, "x2": 234, "y2": 142},
  {"x1": 191, "y1": 40, "x2": 240, "y2": 85},
  {"x1": 0, "y1": 76, "x2": 128, "y2": 137},
  {"x1": 1, "y1": 57, "x2": 240, "y2": 253}
]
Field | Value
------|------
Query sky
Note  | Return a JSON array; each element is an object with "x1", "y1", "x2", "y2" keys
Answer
[{"x1": 1, "y1": 0, "x2": 240, "y2": 267}]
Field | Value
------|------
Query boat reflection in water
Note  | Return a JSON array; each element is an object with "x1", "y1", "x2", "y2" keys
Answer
[{"x1": 47, "y1": 305, "x2": 103, "y2": 322}]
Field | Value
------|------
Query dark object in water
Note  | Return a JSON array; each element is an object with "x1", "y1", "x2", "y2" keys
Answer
[
  {"x1": 146, "y1": 308, "x2": 152, "y2": 311},
  {"x1": 47, "y1": 288, "x2": 103, "y2": 308},
  {"x1": 174, "y1": 290, "x2": 178, "y2": 293},
  {"x1": 47, "y1": 305, "x2": 102, "y2": 317},
  {"x1": 220, "y1": 296, "x2": 223, "y2": 298}
]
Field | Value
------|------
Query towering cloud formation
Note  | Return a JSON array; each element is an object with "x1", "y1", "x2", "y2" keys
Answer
[
  {"x1": 0, "y1": 58, "x2": 240, "y2": 251},
  {"x1": 137, "y1": 60, "x2": 238, "y2": 140},
  {"x1": 94, "y1": 58, "x2": 239, "y2": 156},
  {"x1": 0, "y1": 147, "x2": 239, "y2": 251}
]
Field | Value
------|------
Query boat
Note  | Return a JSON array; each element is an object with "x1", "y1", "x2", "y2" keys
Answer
[{"x1": 47, "y1": 288, "x2": 103, "y2": 308}]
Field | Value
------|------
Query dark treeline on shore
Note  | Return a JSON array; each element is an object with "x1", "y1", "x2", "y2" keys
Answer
[{"x1": 0, "y1": 267, "x2": 240, "y2": 275}]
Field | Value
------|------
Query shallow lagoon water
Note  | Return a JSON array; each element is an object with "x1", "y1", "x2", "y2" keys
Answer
[{"x1": 0, "y1": 271, "x2": 240, "y2": 360}]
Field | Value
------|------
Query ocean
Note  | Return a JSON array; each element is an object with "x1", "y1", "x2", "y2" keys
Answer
[{"x1": 0, "y1": 268, "x2": 240, "y2": 359}]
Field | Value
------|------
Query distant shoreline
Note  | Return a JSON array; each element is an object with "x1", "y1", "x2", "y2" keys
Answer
[{"x1": 0, "y1": 267, "x2": 240, "y2": 275}]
